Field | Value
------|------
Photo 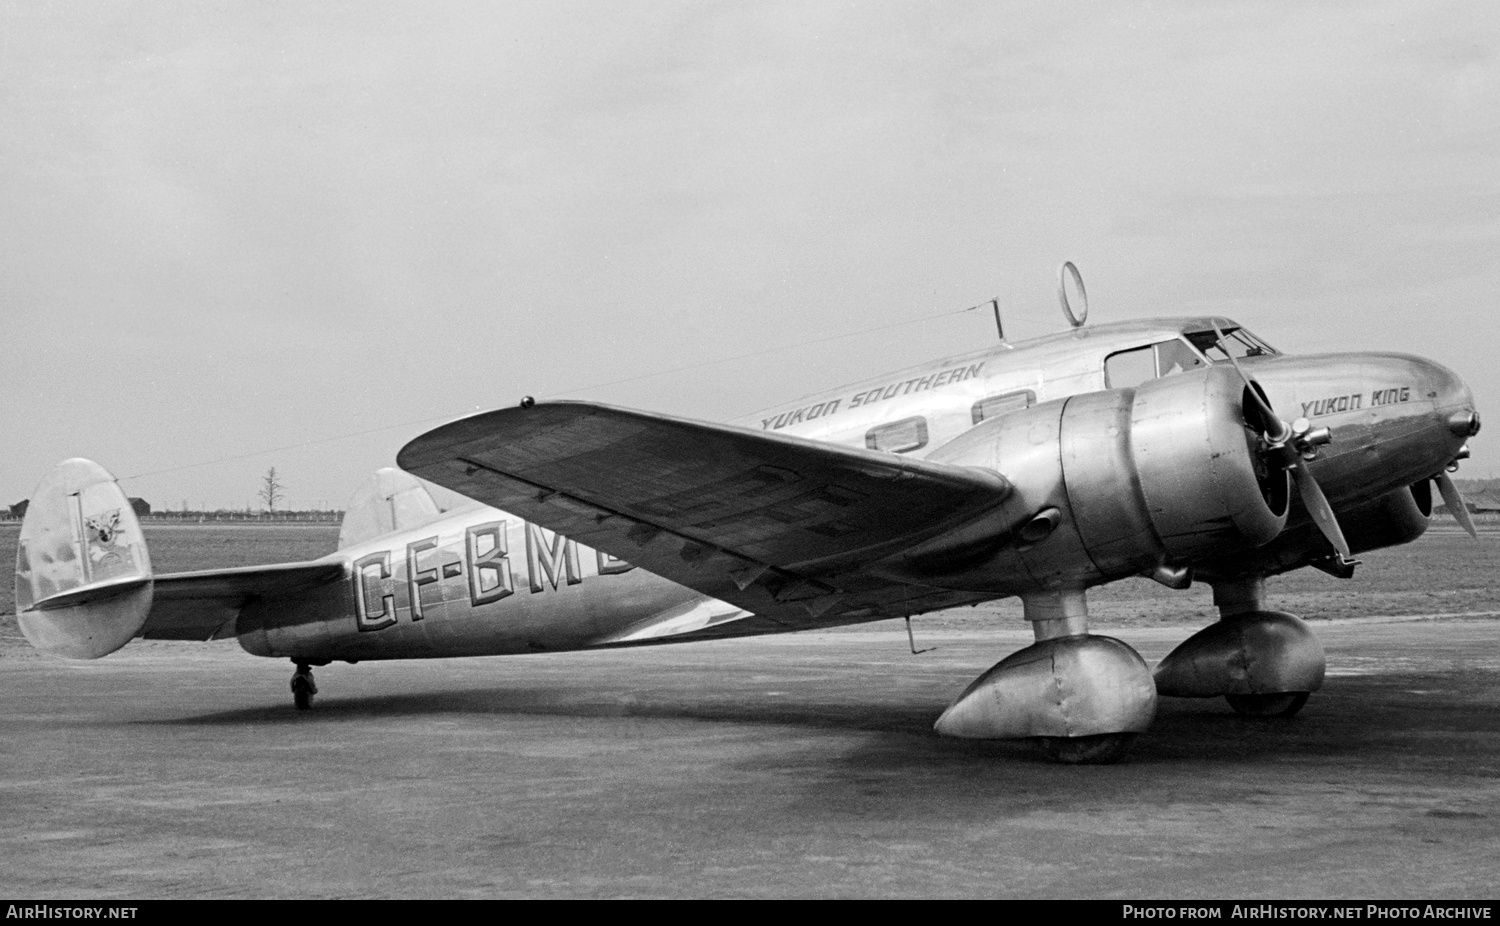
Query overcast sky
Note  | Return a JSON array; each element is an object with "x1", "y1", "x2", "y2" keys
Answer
[{"x1": 3, "y1": 1, "x2": 1497, "y2": 511}]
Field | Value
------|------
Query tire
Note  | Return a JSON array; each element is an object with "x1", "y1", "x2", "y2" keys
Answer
[
  {"x1": 292, "y1": 676, "x2": 314, "y2": 711},
  {"x1": 1034, "y1": 732, "x2": 1138, "y2": 764}
]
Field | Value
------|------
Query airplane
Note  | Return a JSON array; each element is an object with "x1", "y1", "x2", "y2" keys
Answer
[{"x1": 13, "y1": 265, "x2": 1481, "y2": 763}]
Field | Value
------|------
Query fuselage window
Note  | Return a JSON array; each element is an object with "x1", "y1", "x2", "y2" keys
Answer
[
  {"x1": 866, "y1": 416, "x2": 929, "y2": 454},
  {"x1": 972, "y1": 390, "x2": 1036, "y2": 425}
]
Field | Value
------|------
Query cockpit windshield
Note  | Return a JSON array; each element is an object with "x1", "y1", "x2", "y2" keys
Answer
[
  {"x1": 1102, "y1": 325, "x2": 1280, "y2": 389},
  {"x1": 1184, "y1": 327, "x2": 1278, "y2": 364}
]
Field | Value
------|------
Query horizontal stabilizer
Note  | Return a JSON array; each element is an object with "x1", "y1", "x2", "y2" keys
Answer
[
  {"x1": 27, "y1": 575, "x2": 152, "y2": 612},
  {"x1": 142, "y1": 561, "x2": 347, "y2": 641}
]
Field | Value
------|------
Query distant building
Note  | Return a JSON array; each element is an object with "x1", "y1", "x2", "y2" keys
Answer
[
  {"x1": 6, "y1": 498, "x2": 150, "y2": 519},
  {"x1": 1461, "y1": 490, "x2": 1500, "y2": 513},
  {"x1": 1433, "y1": 489, "x2": 1500, "y2": 514}
]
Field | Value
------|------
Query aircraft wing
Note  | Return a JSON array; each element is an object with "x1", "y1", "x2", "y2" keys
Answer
[
  {"x1": 140, "y1": 561, "x2": 346, "y2": 641},
  {"x1": 398, "y1": 402, "x2": 1017, "y2": 631}
]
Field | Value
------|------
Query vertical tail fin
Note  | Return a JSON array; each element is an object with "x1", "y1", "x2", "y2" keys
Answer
[
  {"x1": 336, "y1": 467, "x2": 441, "y2": 549},
  {"x1": 14, "y1": 459, "x2": 153, "y2": 658}
]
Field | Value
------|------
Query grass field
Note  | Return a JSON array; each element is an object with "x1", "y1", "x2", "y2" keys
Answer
[{"x1": 2, "y1": 522, "x2": 1498, "y2": 647}]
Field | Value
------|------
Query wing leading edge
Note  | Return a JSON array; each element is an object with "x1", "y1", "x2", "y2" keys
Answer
[{"x1": 398, "y1": 401, "x2": 1019, "y2": 631}]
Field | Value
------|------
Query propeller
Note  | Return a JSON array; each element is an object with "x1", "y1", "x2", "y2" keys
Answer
[
  {"x1": 1433, "y1": 470, "x2": 1478, "y2": 539},
  {"x1": 1213, "y1": 322, "x2": 1357, "y2": 568}
]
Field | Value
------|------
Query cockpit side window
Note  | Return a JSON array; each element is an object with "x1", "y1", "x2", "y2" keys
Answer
[
  {"x1": 1105, "y1": 345, "x2": 1156, "y2": 389},
  {"x1": 1104, "y1": 339, "x2": 1208, "y2": 389},
  {"x1": 1156, "y1": 339, "x2": 1207, "y2": 377}
]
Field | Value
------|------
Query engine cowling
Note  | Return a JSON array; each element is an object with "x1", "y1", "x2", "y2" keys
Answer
[{"x1": 893, "y1": 365, "x2": 1288, "y2": 592}]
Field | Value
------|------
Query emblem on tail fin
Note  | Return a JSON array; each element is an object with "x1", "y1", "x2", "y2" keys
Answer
[
  {"x1": 86, "y1": 509, "x2": 122, "y2": 545},
  {"x1": 84, "y1": 508, "x2": 131, "y2": 579}
]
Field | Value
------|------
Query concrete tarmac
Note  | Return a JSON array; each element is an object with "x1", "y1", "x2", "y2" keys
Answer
[{"x1": 2, "y1": 619, "x2": 1498, "y2": 899}]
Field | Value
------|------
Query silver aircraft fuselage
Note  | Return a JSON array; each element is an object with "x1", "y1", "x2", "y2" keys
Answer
[{"x1": 240, "y1": 317, "x2": 1476, "y2": 663}]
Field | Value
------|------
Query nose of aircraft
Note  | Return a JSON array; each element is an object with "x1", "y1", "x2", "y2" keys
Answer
[
  {"x1": 1253, "y1": 351, "x2": 1479, "y2": 506},
  {"x1": 1396, "y1": 355, "x2": 1479, "y2": 492},
  {"x1": 1382, "y1": 354, "x2": 1477, "y2": 465},
  {"x1": 1424, "y1": 358, "x2": 1481, "y2": 438}
]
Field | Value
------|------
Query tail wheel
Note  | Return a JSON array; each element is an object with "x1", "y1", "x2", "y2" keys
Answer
[
  {"x1": 292, "y1": 675, "x2": 315, "y2": 711},
  {"x1": 1225, "y1": 692, "x2": 1309, "y2": 718}
]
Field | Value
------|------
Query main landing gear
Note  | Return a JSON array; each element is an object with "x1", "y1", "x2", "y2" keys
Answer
[
  {"x1": 933, "y1": 575, "x2": 1325, "y2": 763},
  {"x1": 291, "y1": 661, "x2": 320, "y2": 710},
  {"x1": 1153, "y1": 576, "x2": 1324, "y2": 717},
  {"x1": 935, "y1": 589, "x2": 1156, "y2": 764}
]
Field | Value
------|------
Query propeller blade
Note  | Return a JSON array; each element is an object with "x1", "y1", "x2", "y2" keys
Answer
[
  {"x1": 1289, "y1": 455, "x2": 1355, "y2": 564},
  {"x1": 1213, "y1": 322, "x2": 1285, "y2": 439},
  {"x1": 1434, "y1": 472, "x2": 1478, "y2": 539},
  {"x1": 1214, "y1": 321, "x2": 1353, "y2": 565}
]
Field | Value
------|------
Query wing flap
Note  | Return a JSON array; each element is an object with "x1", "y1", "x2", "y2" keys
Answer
[{"x1": 595, "y1": 597, "x2": 754, "y2": 645}]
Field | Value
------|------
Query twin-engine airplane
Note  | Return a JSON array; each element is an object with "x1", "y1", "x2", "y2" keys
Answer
[{"x1": 14, "y1": 269, "x2": 1481, "y2": 762}]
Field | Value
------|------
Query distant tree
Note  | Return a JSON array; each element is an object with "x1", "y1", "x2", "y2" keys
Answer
[{"x1": 259, "y1": 468, "x2": 285, "y2": 512}]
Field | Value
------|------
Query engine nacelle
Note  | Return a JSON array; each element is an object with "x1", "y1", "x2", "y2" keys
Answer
[
  {"x1": 899, "y1": 365, "x2": 1288, "y2": 592},
  {"x1": 1340, "y1": 483, "x2": 1432, "y2": 554},
  {"x1": 1200, "y1": 482, "x2": 1431, "y2": 581}
]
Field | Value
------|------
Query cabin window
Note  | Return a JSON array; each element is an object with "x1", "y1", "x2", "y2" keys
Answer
[
  {"x1": 972, "y1": 390, "x2": 1035, "y2": 425},
  {"x1": 1105, "y1": 339, "x2": 1209, "y2": 389},
  {"x1": 865, "y1": 416, "x2": 928, "y2": 454}
]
